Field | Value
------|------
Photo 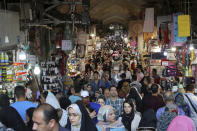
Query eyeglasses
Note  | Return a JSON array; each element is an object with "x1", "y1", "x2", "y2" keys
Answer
[{"x1": 68, "y1": 113, "x2": 79, "y2": 117}]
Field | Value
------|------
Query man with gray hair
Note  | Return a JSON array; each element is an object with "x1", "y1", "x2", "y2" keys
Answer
[{"x1": 156, "y1": 91, "x2": 185, "y2": 120}]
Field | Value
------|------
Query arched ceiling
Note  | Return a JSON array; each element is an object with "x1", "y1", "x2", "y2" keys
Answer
[{"x1": 90, "y1": 0, "x2": 164, "y2": 26}]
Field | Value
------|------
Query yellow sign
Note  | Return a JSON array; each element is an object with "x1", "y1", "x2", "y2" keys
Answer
[{"x1": 178, "y1": 15, "x2": 190, "y2": 37}]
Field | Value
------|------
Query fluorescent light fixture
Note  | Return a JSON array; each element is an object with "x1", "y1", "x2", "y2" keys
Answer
[
  {"x1": 5, "y1": 36, "x2": 9, "y2": 43},
  {"x1": 34, "y1": 64, "x2": 41, "y2": 75},
  {"x1": 124, "y1": 37, "x2": 128, "y2": 43},
  {"x1": 19, "y1": 51, "x2": 26, "y2": 60},
  {"x1": 90, "y1": 34, "x2": 95, "y2": 37},
  {"x1": 56, "y1": 44, "x2": 60, "y2": 48},
  {"x1": 171, "y1": 47, "x2": 176, "y2": 52},
  {"x1": 164, "y1": 51, "x2": 167, "y2": 56},
  {"x1": 189, "y1": 45, "x2": 194, "y2": 51}
]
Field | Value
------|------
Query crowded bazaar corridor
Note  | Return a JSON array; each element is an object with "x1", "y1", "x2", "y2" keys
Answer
[{"x1": 0, "y1": 0, "x2": 197, "y2": 131}]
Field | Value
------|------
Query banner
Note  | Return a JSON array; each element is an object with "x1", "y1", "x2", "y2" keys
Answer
[
  {"x1": 143, "y1": 8, "x2": 154, "y2": 32},
  {"x1": 171, "y1": 13, "x2": 187, "y2": 47},
  {"x1": 178, "y1": 15, "x2": 191, "y2": 37}
]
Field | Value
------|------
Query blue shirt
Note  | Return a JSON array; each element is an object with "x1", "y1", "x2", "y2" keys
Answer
[
  {"x1": 11, "y1": 101, "x2": 37, "y2": 121},
  {"x1": 156, "y1": 105, "x2": 185, "y2": 120},
  {"x1": 59, "y1": 126, "x2": 70, "y2": 131},
  {"x1": 69, "y1": 95, "x2": 82, "y2": 103},
  {"x1": 90, "y1": 79, "x2": 105, "y2": 92},
  {"x1": 106, "y1": 98, "x2": 124, "y2": 118}
]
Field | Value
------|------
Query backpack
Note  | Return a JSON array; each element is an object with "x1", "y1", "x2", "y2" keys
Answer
[
  {"x1": 174, "y1": 92, "x2": 190, "y2": 116},
  {"x1": 119, "y1": 81, "x2": 130, "y2": 98}
]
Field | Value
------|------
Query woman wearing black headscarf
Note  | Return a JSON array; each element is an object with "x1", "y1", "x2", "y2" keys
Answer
[
  {"x1": 0, "y1": 106, "x2": 28, "y2": 131},
  {"x1": 121, "y1": 99, "x2": 141, "y2": 131},
  {"x1": 26, "y1": 107, "x2": 35, "y2": 131},
  {"x1": 66, "y1": 101, "x2": 98, "y2": 131}
]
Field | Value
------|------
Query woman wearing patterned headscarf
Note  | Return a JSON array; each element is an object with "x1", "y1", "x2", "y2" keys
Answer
[{"x1": 97, "y1": 105, "x2": 126, "y2": 131}]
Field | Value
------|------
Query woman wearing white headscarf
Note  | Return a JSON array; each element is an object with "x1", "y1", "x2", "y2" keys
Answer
[
  {"x1": 40, "y1": 91, "x2": 68, "y2": 127},
  {"x1": 97, "y1": 105, "x2": 126, "y2": 131},
  {"x1": 66, "y1": 101, "x2": 97, "y2": 131}
]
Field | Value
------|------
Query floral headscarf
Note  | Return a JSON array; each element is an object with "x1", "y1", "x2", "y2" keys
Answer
[
  {"x1": 97, "y1": 105, "x2": 114, "y2": 122},
  {"x1": 97, "y1": 105, "x2": 125, "y2": 130}
]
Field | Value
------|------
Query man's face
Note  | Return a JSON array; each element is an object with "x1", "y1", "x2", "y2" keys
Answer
[
  {"x1": 32, "y1": 110, "x2": 51, "y2": 131},
  {"x1": 82, "y1": 97, "x2": 90, "y2": 105},
  {"x1": 110, "y1": 87, "x2": 118, "y2": 97},
  {"x1": 94, "y1": 73, "x2": 99, "y2": 80},
  {"x1": 104, "y1": 89, "x2": 110, "y2": 98}
]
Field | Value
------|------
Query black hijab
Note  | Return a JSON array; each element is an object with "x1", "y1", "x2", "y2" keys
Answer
[
  {"x1": 121, "y1": 99, "x2": 135, "y2": 131},
  {"x1": 65, "y1": 101, "x2": 98, "y2": 131},
  {"x1": 139, "y1": 109, "x2": 157, "y2": 128},
  {"x1": 26, "y1": 107, "x2": 36, "y2": 131},
  {"x1": 0, "y1": 106, "x2": 28, "y2": 131}
]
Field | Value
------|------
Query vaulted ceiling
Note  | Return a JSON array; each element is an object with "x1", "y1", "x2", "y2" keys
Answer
[
  {"x1": 89, "y1": 0, "x2": 165, "y2": 26},
  {"x1": 5, "y1": 0, "x2": 188, "y2": 28}
]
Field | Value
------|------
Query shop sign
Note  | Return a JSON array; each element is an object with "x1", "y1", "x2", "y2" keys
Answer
[
  {"x1": 167, "y1": 53, "x2": 176, "y2": 60},
  {"x1": 150, "y1": 59, "x2": 161, "y2": 66},
  {"x1": 62, "y1": 40, "x2": 72, "y2": 51},
  {"x1": 162, "y1": 61, "x2": 168, "y2": 66}
]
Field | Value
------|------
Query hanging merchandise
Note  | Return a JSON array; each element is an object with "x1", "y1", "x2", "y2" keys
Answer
[
  {"x1": 143, "y1": 8, "x2": 154, "y2": 32},
  {"x1": 157, "y1": 15, "x2": 171, "y2": 41},
  {"x1": 0, "y1": 52, "x2": 4, "y2": 65},
  {"x1": 171, "y1": 13, "x2": 187, "y2": 47},
  {"x1": 178, "y1": 15, "x2": 191, "y2": 37},
  {"x1": 0, "y1": 69, "x2": 2, "y2": 82},
  {"x1": 191, "y1": 50, "x2": 195, "y2": 62},
  {"x1": 14, "y1": 63, "x2": 27, "y2": 83},
  {"x1": 1, "y1": 67, "x2": 6, "y2": 82},
  {"x1": 41, "y1": 61, "x2": 63, "y2": 93},
  {"x1": 182, "y1": 51, "x2": 185, "y2": 65},
  {"x1": 4, "y1": 52, "x2": 9, "y2": 65},
  {"x1": 6, "y1": 67, "x2": 13, "y2": 82},
  {"x1": 158, "y1": 23, "x2": 170, "y2": 44}
]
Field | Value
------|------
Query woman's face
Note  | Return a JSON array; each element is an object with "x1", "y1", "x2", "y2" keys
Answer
[
  {"x1": 107, "y1": 110, "x2": 116, "y2": 122},
  {"x1": 68, "y1": 108, "x2": 81, "y2": 126},
  {"x1": 97, "y1": 98, "x2": 105, "y2": 107},
  {"x1": 124, "y1": 103, "x2": 132, "y2": 114}
]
